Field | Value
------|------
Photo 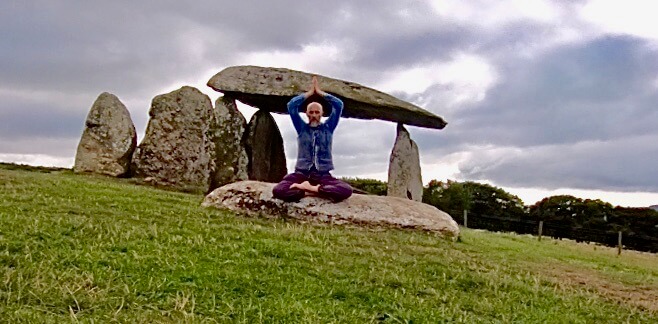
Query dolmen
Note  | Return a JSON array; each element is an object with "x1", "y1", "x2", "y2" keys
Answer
[
  {"x1": 206, "y1": 65, "x2": 446, "y2": 199},
  {"x1": 73, "y1": 65, "x2": 458, "y2": 237}
]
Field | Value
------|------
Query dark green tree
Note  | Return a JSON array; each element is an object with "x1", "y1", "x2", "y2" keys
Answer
[
  {"x1": 422, "y1": 180, "x2": 471, "y2": 222},
  {"x1": 461, "y1": 181, "x2": 526, "y2": 219},
  {"x1": 341, "y1": 177, "x2": 387, "y2": 196}
]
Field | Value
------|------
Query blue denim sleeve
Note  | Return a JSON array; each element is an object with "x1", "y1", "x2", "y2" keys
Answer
[
  {"x1": 287, "y1": 94, "x2": 307, "y2": 134},
  {"x1": 324, "y1": 93, "x2": 344, "y2": 132}
]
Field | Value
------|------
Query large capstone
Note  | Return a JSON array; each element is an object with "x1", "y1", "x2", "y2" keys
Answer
[
  {"x1": 74, "y1": 92, "x2": 136, "y2": 177},
  {"x1": 245, "y1": 110, "x2": 287, "y2": 182},
  {"x1": 133, "y1": 86, "x2": 217, "y2": 192},
  {"x1": 202, "y1": 180, "x2": 459, "y2": 239},
  {"x1": 209, "y1": 95, "x2": 249, "y2": 191},
  {"x1": 387, "y1": 124, "x2": 423, "y2": 201},
  {"x1": 207, "y1": 65, "x2": 447, "y2": 130}
]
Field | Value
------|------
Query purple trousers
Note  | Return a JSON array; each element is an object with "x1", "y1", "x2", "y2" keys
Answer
[{"x1": 272, "y1": 170, "x2": 353, "y2": 203}]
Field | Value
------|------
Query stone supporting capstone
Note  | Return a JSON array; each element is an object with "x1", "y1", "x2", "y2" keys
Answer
[
  {"x1": 209, "y1": 95, "x2": 249, "y2": 191},
  {"x1": 387, "y1": 123, "x2": 423, "y2": 201},
  {"x1": 245, "y1": 110, "x2": 287, "y2": 182}
]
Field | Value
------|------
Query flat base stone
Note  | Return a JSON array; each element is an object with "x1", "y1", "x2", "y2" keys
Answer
[{"x1": 202, "y1": 180, "x2": 460, "y2": 239}]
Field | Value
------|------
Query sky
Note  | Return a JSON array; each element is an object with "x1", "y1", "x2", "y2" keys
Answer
[{"x1": 1, "y1": 0, "x2": 657, "y2": 207}]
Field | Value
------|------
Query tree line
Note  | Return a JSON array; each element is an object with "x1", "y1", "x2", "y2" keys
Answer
[{"x1": 343, "y1": 178, "x2": 658, "y2": 253}]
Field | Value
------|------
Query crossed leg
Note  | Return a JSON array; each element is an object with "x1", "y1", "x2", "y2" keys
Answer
[
  {"x1": 272, "y1": 172, "x2": 308, "y2": 202},
  {"x1": 310, "y1": 172, "x2": 353, "y2": 202},
  {"x1": 273, "y1": 172, "x2": 353, "y2": 203}
]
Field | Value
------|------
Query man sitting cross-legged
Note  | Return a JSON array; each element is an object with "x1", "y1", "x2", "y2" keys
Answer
[{"x1": 272, "y1": 76, "x2": 353, "y2": 203}]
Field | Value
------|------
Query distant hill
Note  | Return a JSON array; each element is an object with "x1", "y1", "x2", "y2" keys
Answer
[{"x1": 651, "y1": 205, "x2": 658, "y2": 211}]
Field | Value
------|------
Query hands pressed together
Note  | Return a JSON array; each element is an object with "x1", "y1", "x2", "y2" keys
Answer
[{"x1": 304, "y1": 75, "x2": 327, "y2": 98}]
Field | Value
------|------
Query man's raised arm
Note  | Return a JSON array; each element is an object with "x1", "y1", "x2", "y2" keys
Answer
[
  {"x1": 287, "y1": 77, "x2": 316, "y2": 134},
  {"x1": 323, "y1": 94, "x2": 343, "y2": 132},
  {"x1": 287, "y1": 94, "x2": 306, "y2": 134},
  {"x1": 314, "y1": 78, "x2": 343, "y2": 131}
]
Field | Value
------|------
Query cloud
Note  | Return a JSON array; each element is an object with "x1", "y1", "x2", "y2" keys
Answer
[
  {"x1": 579, "y1": 0, "x2": 658, "y2": 41},
  {"x1": 1, "y1": 0, "x2": 658, "y2": 204},
  {"x1": 0, "y1": 153, "x2": 73, "y2": 168},
  {"x1": 376, "y1": 52, "x2": 498, "y2": 110},
  {"x1": 0, "y1": 91, "x2": 86, "y2": 140},
  {"x1": 0, "y1": 137, "x2": 79, "y2": 158},
  {"x1": 428, "y1": 0, "x2": 568, "y2": 27},
  {"x1": 459, "y1": 134, "x2": 658, "y2": 192}
]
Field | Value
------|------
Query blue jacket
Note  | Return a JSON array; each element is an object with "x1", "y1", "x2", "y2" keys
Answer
[{"x1": 287, "y1": 93, "x2": 344, "y2": 173}]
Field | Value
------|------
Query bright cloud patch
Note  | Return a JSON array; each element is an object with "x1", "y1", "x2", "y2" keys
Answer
[
  {"x1": 238, "y1": 42, "x2": 354, "y2": 75},
  {"x1": 428, "y1": 0, "x2": 562, "y2": 27},
  {"x1": 377, "y1": 53, "x2": 498, "y2": 107},
  {"x1": 579, "y1": 0, "x2": 658, "y2": 41},
  {"x1": 0, "y1": 154, "x2": 73, "y2": 168}
]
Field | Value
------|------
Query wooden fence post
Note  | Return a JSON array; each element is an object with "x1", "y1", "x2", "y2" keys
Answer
[
  {"x1": 463, "y1": 210, "x2": 468, "y2": 228},
  {"x1": 538, "y1": 221, "x2": 543, "y2": 241},
  {"x1": 618, "y1": 231, "x2": 622, "y2": 255}
]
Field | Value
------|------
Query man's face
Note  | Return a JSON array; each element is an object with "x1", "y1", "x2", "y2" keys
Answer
[{"x1": 305, "y1": 102, "x2": 323, "y2": 124}]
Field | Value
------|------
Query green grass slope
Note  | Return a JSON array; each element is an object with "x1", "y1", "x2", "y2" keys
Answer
[{"x1": 1, "y1": 163, "x2": 657, "y2": 322}]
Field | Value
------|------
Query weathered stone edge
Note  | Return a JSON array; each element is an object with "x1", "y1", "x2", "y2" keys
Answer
[
  {"x1": 201, "y1": 185, "x2": 459, "y2": 240},
  {"x1": 207, "y1": 65, "x2": 448, "y2": 130}
]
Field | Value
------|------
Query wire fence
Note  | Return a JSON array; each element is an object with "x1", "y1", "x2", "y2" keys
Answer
[{"x1": 461, "y1": 212, "x2": 658, "y2": 254}]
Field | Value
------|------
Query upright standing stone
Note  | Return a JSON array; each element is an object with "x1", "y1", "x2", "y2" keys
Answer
[
  {"x1": 74, "y1": 92, "x2": 136, "y2": 177},
  {"x1": 209, "y1": 96, "x2": 249, "y2": 191},
  {"x1": 133, "y1": 86, "x2": 217, "y2": 192},
  {"x1": 387, "y1": 124, "x2": 423, "y2": 201},
  {"x1": 245, "y1": 110, "x2": 287, "y2": 182}
]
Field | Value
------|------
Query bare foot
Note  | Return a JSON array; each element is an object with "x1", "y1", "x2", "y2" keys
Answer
[
  {"x1": 290, "y1": 181, "x2": 320, "y2": 194},
  {"x1": 300, "y1": 181, "x2": 319, "y2": 193}
]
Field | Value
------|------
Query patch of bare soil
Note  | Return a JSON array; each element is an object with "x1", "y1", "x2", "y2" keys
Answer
[{"x1": 536, "y1": 263, "x2": 658, "y2": 313}]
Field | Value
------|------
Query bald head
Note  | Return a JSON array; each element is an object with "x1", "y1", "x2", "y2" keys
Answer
[
  {"x1": 307, "y1": 102, "x2": 323, "y2": 112},
  {"x1": 305, "y1": 102, "x2": 323, "y2": 126}
]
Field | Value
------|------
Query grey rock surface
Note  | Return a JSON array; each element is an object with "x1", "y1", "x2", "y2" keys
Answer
[
  {"x1": 209, "y1": 95, "x2": 249, "y2": 191},
  {"x1": 207, "y1": 65, "x2": 447, "y2": 130},
  {"x1": 245, "y1": 110, "x2": 287, "y2": 183},
  {"x1": 202, "y1": 180, "x2": 459, "y2": 239},
  {"x1": 74, "y1": 92, "x2": 136, "y2": 177},
  {"x1": 387, "y1": 124, "x2": 423, "y2": 201},
  {"x1": 133, "y1": 86, "x2": 216, "y2": 192}
]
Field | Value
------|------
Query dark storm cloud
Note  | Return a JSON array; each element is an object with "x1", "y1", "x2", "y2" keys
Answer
[
  {"x1": 329, "y1": 2, "x2": 474, "y2": 70},
  {"x1": 0, "y1": 1, "x2": 345, "y2": 95},
  {"x1": 0, "y1": 105, "x2": 84, "y2": 139},
  {"x1": 413, "y1": 36, "x2": 658, "y2": 147},
  {"x1": 459, "y1": 135, "x2": 658, "y2": 192},
  {"x1": 410, "y1": 35, "x2": 658, "y2": 191},
  {"x1": 462, "y1": 37, "x2": 658, "y2": 145},
  {"x1": 1, "y1": 1, "x2": 415, "y2": 138}
]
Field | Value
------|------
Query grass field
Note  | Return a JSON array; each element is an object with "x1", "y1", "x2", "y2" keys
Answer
[{"x1": 1, "y1": 163, "x2": 657, "y2": 322}]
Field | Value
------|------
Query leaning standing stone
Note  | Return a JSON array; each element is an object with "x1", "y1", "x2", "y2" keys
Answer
[
  {"x1": 133, "y1": 86, "x2": 217, "y2": 192},
  {"x1": 387, "y1": 124, "x2": 423, "y2": 201},
  {"x1": 245, "y1": 110, "x2": 287, "y2": 182},
  {"x1": 74, "y1": 92, "x2": 136, "y2": 177},
  {"x1": 209, "y1": 95, "x2": 249, "y2": 191}
]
